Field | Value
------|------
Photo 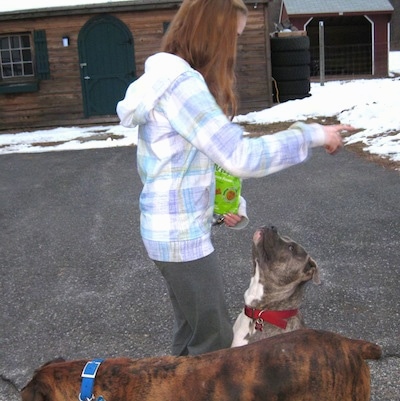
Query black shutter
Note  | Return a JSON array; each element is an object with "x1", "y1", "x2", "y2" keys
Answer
[
  {"x1": 163, "y1": 21, "x2": 170, "y2": 34},
  {"x1": 34, "y1": 30, "x2": 50, "y2": 80}
]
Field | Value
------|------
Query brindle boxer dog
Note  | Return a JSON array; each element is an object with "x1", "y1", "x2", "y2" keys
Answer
[
  {"x1": 21, "y1": 329, "x2": 381, "y2": 401},
  {"x1": 232, "y1": 226, "x2": 320, "y2": 347}
]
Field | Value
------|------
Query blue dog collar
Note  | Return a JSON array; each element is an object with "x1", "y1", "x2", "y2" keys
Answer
[{"x1": 79, "y1": 359, "x2": 104, "y2": 401}]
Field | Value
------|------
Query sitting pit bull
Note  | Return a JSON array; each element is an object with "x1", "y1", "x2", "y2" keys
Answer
[
  {"x1": 232, "y1": 225, "x2": 320, "y2": 347},
  {"x1": 21, "y1": 329, "x2": 381, "y2": 401}
]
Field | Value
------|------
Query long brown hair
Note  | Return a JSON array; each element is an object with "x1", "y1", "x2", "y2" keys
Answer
[{"x1": 161, "y1": 0, "x2": 248, "y2": 117}]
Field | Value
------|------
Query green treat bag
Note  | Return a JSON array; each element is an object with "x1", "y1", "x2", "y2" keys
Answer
[{"x1": 214, "y1": 164, "x2": 241, "y2": 215}]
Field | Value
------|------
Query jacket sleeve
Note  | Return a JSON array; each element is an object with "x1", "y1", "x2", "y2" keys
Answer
[{"x1": 160, "y1": 71, "x2": 326, "y2": 179}]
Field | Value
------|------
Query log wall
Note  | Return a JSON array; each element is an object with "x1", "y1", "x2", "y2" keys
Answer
[{"x1": 0, "y1": 5, "x2": 272, "y2": 132}]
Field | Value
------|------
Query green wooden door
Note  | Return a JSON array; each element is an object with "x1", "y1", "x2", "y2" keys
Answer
[{"x1": 78, "y1": 15, "x2": 136, "y2": 117}]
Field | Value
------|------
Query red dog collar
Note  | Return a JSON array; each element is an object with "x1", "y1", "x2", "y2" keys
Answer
[{"x1": 244, "y1": 305, "x2": 298, "y2": 330}]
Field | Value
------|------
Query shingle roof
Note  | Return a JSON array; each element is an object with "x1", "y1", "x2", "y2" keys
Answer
[
  {"x1": 0, "y1": 0, "x2": 271, "y2": 14},
  {"x1": 283, "y1": 0, "x2": 394, "y2": 15}
]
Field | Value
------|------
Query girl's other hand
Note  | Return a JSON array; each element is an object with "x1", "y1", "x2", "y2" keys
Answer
[{"x1": 223, "y1": 213, "x2": 243, "y2": 227}]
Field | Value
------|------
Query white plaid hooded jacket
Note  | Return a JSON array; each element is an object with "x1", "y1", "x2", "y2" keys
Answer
[{"x1": 117, "y1": 52, "x2": 325, "y2": 262}]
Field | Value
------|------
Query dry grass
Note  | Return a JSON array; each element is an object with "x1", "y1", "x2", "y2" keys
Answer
[{"x1": 240, "y1": 116, "x2": 400, "y2": 172}]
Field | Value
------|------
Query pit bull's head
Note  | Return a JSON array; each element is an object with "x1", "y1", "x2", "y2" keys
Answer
[
  {"x1": 232, "y1": 226, "x2": 321, "y2": 345},
  {"x1": 252, "y1": 226, "x2": 320, "y2": 288}
]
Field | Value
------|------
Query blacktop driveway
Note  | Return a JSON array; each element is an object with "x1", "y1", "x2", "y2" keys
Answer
[{"x1": 0, "y1": 146, "x2": 399, "y2": 401}]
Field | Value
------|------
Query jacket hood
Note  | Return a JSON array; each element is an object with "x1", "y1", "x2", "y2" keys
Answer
[{"x1": 116, "y1": 52, "x2": 195, "y2": 127}]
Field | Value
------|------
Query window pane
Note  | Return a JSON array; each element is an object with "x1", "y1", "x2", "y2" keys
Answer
[
  {"x1": 1, "y1": 50, "x2": 10, "y2": 63},
  {"x1": 0, "y1": 37, "x2": 9, "y2": 50},
  {"x1": 2, "y1": 64, "x2": 12, "y2": 77},
  {"x1": 11, "y1": 49, "x2": 21, "y2": 62},
  {"x1": 22, "y1": 49, "x2": 32, "y2": 62},
  {"x1": 10, "y1": 36, "x2": 20, "y2": 48},
  {"x1": 14, "y1": 64, "x2": 23, "y2": 76},
  {"x1": 21, "y1": 35, "x2": 30, "y2": 48},
  {"x1": 24, "y1": 63, "x2": 33, "y2": 75}
]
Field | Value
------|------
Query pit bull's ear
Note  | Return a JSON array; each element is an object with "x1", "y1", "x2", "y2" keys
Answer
[{"x1": 309, "y1": 257, "x2": 321, "y2": 285}]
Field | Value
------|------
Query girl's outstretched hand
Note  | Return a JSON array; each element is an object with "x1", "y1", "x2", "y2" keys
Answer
[{"x1": 323, "y1": 124, "x2": 357, "y2": 154}]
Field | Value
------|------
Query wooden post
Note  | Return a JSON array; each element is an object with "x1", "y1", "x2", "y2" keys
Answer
[{"x1": 319, "y1": 20, "x2": 325, "y2": 86}]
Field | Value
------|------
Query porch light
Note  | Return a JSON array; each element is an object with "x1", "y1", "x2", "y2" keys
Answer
[{"x1": 62, "y1": 36, "x2": 70, "y2": 47}]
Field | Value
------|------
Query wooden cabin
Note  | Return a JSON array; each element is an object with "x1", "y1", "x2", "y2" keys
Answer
[
  {"x1": 279, "y1": 0, "x2": 394, "y2": 78},
  {"x1": 0, "y1": 0, "x2": 273, "y2": 132}
]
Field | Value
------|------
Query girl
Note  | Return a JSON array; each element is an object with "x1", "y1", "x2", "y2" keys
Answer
[{"x1": 117, "y1": 0, "x2": 354, "y2": 356}]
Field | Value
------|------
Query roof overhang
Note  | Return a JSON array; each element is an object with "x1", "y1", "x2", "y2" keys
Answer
[
  {"x1": 0, "y1": 0, "x2": 272, "y2": 21},
  {"x1": 288, "y1": 11, "x2": 393, "y2": 18}
]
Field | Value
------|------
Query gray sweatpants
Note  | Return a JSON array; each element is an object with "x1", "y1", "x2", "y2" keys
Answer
[{"x1": 154, "y1": 252, "x2": 233, "y2": 356}]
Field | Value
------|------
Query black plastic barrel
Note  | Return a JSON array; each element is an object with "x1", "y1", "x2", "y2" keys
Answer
[{"x1": 270, "y1": 35, "x2": 311, "y2": 103}]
